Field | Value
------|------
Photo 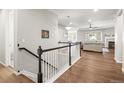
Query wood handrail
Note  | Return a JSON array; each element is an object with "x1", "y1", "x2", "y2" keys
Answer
[
  {"x1": 19, "y1": 47, "x2": 57, "y2": 69},
  {"x1": 42, "y1": 42, "x2": 80, "y2": 53}
]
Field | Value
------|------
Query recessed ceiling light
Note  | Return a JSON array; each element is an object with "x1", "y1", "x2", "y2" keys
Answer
[
  {"x1": 94, "y1": 9, "x2": 99, "y2": 12},
  {"x1": 65, "y1": 26, "x2": 72, "y2": 30}
]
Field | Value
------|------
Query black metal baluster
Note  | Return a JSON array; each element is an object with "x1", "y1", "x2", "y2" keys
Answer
[
  {"x1": 80, "y1": 42, "x2": 81, "y2": 57},
  {"x1": 69, "y1": 42, "x2": 71, "y2": 66}
]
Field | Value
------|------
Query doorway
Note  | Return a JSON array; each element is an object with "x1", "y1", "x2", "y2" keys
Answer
[{"x1": 5, "y1": 10, "x2": 15, "y2": 68}]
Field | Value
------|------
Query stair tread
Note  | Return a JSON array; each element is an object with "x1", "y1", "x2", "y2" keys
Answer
[{"x1": 0, "y1": 63, "x2": 34, "y2": 83}]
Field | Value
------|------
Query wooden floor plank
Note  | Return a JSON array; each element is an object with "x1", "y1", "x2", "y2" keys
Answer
[{"x1": 54, "y1": 49, "x2": 124, "y2": 83}]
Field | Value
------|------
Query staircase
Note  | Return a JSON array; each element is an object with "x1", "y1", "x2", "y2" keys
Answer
[{"x1": 0, "y1": 64, "x2": 34, "y2": 83}]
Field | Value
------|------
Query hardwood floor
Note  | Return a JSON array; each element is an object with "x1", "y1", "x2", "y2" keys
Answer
[
  {"x1": 54, "y1": 49, "x2": 124, "y2": 83},
  {"x1": 0, "y1": 64, "x2": 34, "y2": 83}
]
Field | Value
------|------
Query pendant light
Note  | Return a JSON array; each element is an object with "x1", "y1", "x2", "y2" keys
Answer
[{"x1": 65, "y1": 16, "x2": 72, "y2": 30}]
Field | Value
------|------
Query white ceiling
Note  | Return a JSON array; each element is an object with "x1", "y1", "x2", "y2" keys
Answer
[{"x1": 49, "y1": 9, "x2": 118, "y2": 29}]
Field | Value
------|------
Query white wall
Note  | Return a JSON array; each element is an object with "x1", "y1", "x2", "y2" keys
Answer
[
  {"x1": 77, "y1": 27, "x2": 114, "y2": 44},
  {"x1": 114, "y1": 14, "x2": 123, "y2": 63},
  {"x1": 15, "y1": 9, "x2": 58, "y2": 73},
  {"x1": 77, "y1": 30, "x2": 85, "y2": 43},
  {"x1": 121, "y1": 10, "x2": 124, "y2": 71},
  {"x1": 0, "y1": 11, "x2": 5, "y2": 63}
]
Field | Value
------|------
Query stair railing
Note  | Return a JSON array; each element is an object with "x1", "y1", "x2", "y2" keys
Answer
[
  {"x1": 19, "y1": 42, "x2": 81, "y2": 83},
  {"x1": 37, "y1": 42, "x2": 81, "y2": 83}
]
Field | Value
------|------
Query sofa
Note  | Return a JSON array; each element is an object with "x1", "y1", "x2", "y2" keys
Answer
[{"x1": 83, "y1": 42, "x2": 103, "y2": 52}]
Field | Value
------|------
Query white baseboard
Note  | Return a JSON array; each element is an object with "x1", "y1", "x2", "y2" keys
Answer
[
  {"x1": 114, "y1": 58, "x2": 122, "y2": 63},
  {"x1": 122, "y1": 68, "x2": 124, "y2": 74},
  {"x1": 46, "y1": 57, "x2": 81, "y2": 83},
  {"x1": 0, "y1": 61, "x2": 8, "y2": 67},
  {"x1": 0, "y1": 61, "x2": 19, "y2": 75},
  {"x1": 72, "y1": 57, "x2": 81, "y2": 64},
  {"x1": 16, "y1": 70, "x2": 37, "y2": 83},
  {"x1": 16, "y1": 57, "x2": 81, "y2": 83}
]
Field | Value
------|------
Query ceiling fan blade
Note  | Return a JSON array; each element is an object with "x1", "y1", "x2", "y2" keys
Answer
[{"x1": 93, "y1": 27, "x2": 98, "y2": 28}]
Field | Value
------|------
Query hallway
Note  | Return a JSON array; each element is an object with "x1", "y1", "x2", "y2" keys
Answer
[{"x1": 54, "y1": 49, "x2": 124, "y2": 83}]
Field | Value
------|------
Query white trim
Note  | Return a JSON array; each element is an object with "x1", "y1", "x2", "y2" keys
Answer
[
  {"x1": 45, "y1": 57, "x2": 81, "y2": 83},
  {"x1": 0, "y1": 61, "x2": 18, "y2": 75},
  {"x1": 15, "y1": 56, "x2": 80, "y2": 83},
  {"x1": 114, "y1": 58, "x2": 122, "y2": 63},
  {"x1": 16, "y1": 70, "x2": 37, "y2": 83},
  {"x1": 0, "y1": 61, "x2": 8, "y2": 67},
  {"x1": 122, "y1": 68, "x2": 124, "y2": 74}
]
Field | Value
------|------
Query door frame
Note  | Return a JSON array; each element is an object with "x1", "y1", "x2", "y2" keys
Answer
[{"x1": 5, "y1": 9, "x2": 15, "y2": 68}]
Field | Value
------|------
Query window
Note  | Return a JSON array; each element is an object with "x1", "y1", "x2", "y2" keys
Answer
[
  {"x1": 85, "y1": 31, "x2": 102, "y2": 42},
  {"x1": 68, "y1": 31, "x2": 77, "y2": 41}
]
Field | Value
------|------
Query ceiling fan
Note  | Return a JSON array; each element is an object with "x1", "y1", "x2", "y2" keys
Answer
[{"x1": 88, "y1": 23, "x2": 99, "y2": 29}]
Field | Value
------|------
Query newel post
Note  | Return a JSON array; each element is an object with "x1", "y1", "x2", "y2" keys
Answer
[
  {"x1": 37, "y1": 46, "x2": 43, "y2": 83},
  {"x1": 80, "y1": 42, "x2": 81, "y2": 57},
  {"x1": 69, "y1": 42, "x2": 71, "y2": 66}
]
